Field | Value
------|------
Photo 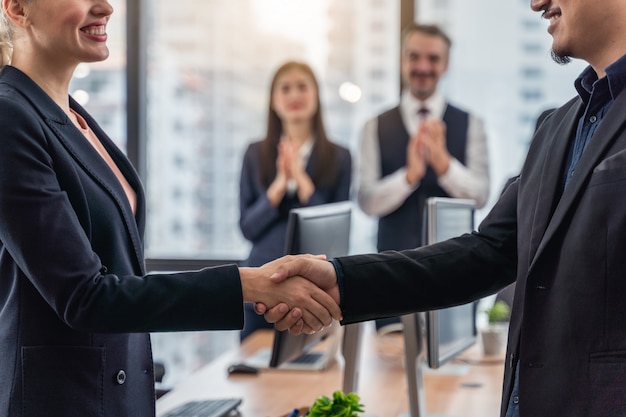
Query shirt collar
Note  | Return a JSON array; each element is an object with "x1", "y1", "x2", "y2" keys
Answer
[
  {"x1": 575, "y1": 53, "x2": 626, "y2": 105},
  {"x1": 401, "y1": 89, "x2": 446, "y2": 119},
  {"x1": 299, "y1": 137, "x2": 314, "y2": 162}
]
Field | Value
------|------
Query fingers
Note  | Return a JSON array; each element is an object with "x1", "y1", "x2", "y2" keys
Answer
[
  {"x1": 269, "y1": 277, "x2": 339, "y2": 331},
  {"x1": 262, "y1": 253, "x2": 319, "y2": 270},
  {"x1": 266, "y1": 306, "x2": 307, "y2": 335},
  {"x1": 263, "y1": 303, "x2": 296, "y2": 323},
  {"x1": 283, "y1": 279, "x2": 332, "y2": 331},
  {"x1": 311, "y1": 288, "x2": 343, "y2": 321},
  {"x1": 270, "y1": 257, "x2": 338, "y2": 293},
  {"x1": 253, "y1": 302, "x2": 268, "y2": 315},
  {"x1": 254, "y1": 255, "x2": 341, "y2": 334},
  {"x1": 406, "y1": 133, "x2": 427, "y2": 185},
  {"x1": 289, "y1": 321, "x2": 306, "y2": 335}
]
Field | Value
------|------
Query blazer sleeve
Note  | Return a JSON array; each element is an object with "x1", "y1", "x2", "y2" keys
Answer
[
  {"x1": 238, "y1": 143, "x2": 282, "y2": 242},
  {"x1": 0, "y1": 96, "x2": 244, "y2": 333},
  {"x1": 336, "y1": 176, "x2": 519, "y2": 324},
  {"x1": 307, "y1": 145, "x2": 352, "y2": 206}
]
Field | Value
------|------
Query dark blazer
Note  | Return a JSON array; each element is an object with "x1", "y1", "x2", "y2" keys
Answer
[
  {"x1": 0, "y1": 66, "x2": 244, "y2": 417},
  {"x1": 336, "y1": 89, "x2": 626, "y2": 416},
  {"x1": 239, "y1": 140, "x2": 352, "y2": 267}
]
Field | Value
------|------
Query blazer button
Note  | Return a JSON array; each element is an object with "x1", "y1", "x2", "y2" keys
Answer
[{"x1": 115, "y1": 370, "x2": 127, "y2": 385}]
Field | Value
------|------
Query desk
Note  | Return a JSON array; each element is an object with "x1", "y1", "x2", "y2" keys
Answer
[{"x1": 156, "y1": 324, "x2": 504, "y2": 417}]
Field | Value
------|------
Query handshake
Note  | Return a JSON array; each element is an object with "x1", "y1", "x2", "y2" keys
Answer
[{"x1": 239, "y1": 254, "x2": 341, "y2": 336}]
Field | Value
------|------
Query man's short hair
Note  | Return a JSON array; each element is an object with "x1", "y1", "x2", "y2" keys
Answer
[{"x1": 401, "y1": 23, "x2": 452, "y2": 51}]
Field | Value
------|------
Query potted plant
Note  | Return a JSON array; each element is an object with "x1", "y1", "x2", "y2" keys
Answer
[
  {"x1": 480, "y1": 300, "x2": 511, "y2": 356},
  {"x1": 307, "y1": 391, "x2": 365, "y2": 417}
]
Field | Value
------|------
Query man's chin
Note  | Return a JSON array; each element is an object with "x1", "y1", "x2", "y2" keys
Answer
[
  {"x1": 410, "y1": 86, "x2": 436, "y2": 101},
  {"x1": 551, "y1": 48, "x2": 571, "y2": 65}
]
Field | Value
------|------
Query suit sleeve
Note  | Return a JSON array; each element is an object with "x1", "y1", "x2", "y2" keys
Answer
[
  {"x1": 0, "y1": 97, "x2": 244, "y2": 333},
  {"x1": 238, "y1": 144, "x2": 282, "y2": 242},
  {"x1": 336, "y1": 177, "x2": 519, "y2": 324},
  {"x1": 307, "y1": 145, "x2": 352, "y2": 206}
]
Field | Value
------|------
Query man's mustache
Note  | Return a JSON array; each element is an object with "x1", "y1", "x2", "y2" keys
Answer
[{"x1": 410, "y1": 71, "x2": 435, "y2": 79}]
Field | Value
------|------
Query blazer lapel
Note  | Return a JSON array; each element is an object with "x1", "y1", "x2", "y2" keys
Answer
[
  {"x1": 51, "y1": 106, "x2": 146, "y2": 273},
  {"x1": 529, "y1": 90, "x2": 626, "y2": 272},
  {"x1": 2, "y1": 67, "x2": 146, "y2": 272},
  {"x1": 525, "y1": 102, "x2": 581, "y2": 261}
]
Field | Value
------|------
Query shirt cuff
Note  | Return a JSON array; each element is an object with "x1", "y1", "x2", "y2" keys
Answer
[
  {"x1": 437, "y1": 157, "x2": 461, "y2": 188},
  {"x1": 329, "y1": 258, "x2": 345, "y2": 310}
]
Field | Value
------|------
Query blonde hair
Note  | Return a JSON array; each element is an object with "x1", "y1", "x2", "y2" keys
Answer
[{"x1": 0, "y1": 4, "x2": 15, "y2": 67}]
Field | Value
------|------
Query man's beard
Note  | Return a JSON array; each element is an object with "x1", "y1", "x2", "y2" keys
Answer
[{"x1": 551, "y1": 49, "x2": 571, "y2": 65}]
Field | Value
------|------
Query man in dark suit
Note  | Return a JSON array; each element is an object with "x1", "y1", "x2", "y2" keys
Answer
[{"x1": 263, "y1": 0, "x2": 626, "y2": 416}]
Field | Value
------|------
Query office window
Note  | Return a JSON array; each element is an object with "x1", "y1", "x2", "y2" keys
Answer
[
  {"x1": 522, "y1": 42, "x2": 545, "y2": 54},
  {"x1": 520, "y1": 88, "x2": 544, "y2": 101},
  {"x1": 520, "y1": 67, "x2": 544, "y2": 78},
  {"x1": 143, "y1": 0, "x2": 401, "y2": 260}
]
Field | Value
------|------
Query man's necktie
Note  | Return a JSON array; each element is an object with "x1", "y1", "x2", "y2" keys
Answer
[{"x1": 418, "y1": 107, "x2": 430, "y2": 123}]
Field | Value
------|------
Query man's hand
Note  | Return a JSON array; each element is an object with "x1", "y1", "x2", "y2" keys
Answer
[
  {"x1": 239, "y1": 255, "x2": 341, "y2": 334},
  {"x1": 256, "y1": 256, "x2": 341, "y2": 334},
  {"x1": 419, "y1": 119, "x2": 450, "y2": 176},
  {"x1": 405, "y1": 131, "x2": 427, "y2": 186}
]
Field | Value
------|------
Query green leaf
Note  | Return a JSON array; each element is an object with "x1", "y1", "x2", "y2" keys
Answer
[
  {"x1": 309, "y1": 391, "x2": 364, "y2": 417},
  {"x1": 483, "y1": 300, "x2": 511, "y2": 323}
]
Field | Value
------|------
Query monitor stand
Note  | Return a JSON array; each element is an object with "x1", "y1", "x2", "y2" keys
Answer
[
  {"x1": 341, "y1": 322, "x2": 365, "y2": 393},
  {"x1": 398, "y1": 313, "x2": 461, "y2": 417}
]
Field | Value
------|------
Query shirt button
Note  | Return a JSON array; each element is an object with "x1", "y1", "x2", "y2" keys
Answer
[
  {"x1": 115, "y1": 370, "x2": 127, "y2": 385},
  {"x1": 589, "y1": 115, "x2": 597, "y2": 123},
  {"x1": 513, "y1": 395, "x2": 520, "y2": 405}
]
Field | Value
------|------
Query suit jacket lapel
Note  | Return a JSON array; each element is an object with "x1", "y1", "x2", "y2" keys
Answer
[
  {"x1": 525, "y1": 102, "x2": 581, "y2": 261},
  {"x1": 530, "y1": 90, "x2": 626, "y2": 271},
  {"x1": 2, "y1": 67, "x2": 146, "y2": 272},
  {"x1": 50, "y1": 105, "x2": 145, "y2": 272}
]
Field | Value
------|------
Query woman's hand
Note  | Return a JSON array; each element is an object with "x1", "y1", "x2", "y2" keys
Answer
[
  {"x1": 279, "y1": 140, "x2": 314, "y2": 204},
  {"x1": 266, "y1": 149, "x2": 289, "y2": 207}
]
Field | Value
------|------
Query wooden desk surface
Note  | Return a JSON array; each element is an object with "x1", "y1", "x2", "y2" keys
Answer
[{"x1": 156, "y1": 324, "x2": 504, "y2": 417}]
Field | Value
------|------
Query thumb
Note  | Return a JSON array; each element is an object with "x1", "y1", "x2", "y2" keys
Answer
[
  {"x1": 269, "y1": 262, "x2": 295, "y2": 283},
  {"x1": 269, "y1": 254, "x2": 325, "y2": 283}
]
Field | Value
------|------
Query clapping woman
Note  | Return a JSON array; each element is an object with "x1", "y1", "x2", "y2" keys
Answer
[{"x1": 239, "y1": 61, "x2": 352, "y2": 340}]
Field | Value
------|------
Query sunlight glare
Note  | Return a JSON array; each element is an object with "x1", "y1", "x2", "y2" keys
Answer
[{"x1": 251, "y1": 0, "x2": 330, "y2": 41}]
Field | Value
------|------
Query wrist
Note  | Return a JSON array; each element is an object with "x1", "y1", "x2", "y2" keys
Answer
[
  {"x1": 433, "y1": 154, "x2": 450, "y2": 176},
  {"x1": 239, "y1": 267, "x2": 259, "y2": 303},
  {"x1": 405, "y1": 169, "x2": 418, "y2": 187}
]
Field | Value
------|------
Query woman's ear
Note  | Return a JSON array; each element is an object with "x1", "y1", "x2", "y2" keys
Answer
[{"x1": 3, "y1": 0, "x2": 28, "y2": 28}]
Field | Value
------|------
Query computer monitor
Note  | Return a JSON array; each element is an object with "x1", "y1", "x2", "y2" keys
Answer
[
  {"x1": 401, "y1": 197, "x2": 477, "y2": 417},
  {"x1": 264, "y1": 202, "x2": 355, "y2": 371},
  {"x1": 282, "y1": 201, "x2": 352, "y2": 258}
]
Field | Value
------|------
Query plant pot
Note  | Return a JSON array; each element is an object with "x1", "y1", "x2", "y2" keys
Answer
[{"x1": 480, "y1": 324, "x2": 508, "y2": 356}]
